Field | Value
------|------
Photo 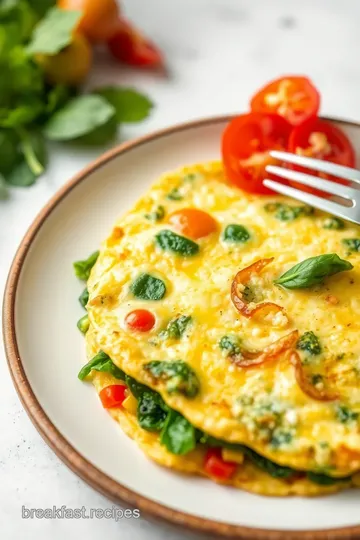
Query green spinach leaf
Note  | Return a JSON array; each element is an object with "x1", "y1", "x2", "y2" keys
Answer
[
  {"x1": 73, "y1": 251, "x2": 99, "y2": 281},
  {"x1": 137, "y1": 391, "x2": 168, "y2": 431},
  {"x1": 26, "y1": 6, "x2": 81, "y2": 55},
  {"x1": 144, "y1": 360, "x2": 200, "y2": 398},
  {"x1": 155, "y1": 229, "x2": 199, "y2": 256},
  {"x1": 78, "y1": 351, "x2": 126, "y2": 381},
  {"x1": 160, "y1": 410, "x2": 196, "y2": 455},
  {"x1": 77, "y1": 314, "x2": 89, "y2": 334},
  {"x1": 79, "y1": 287, "x2": 89, "y2": 308},
  {"x1": 275, "y1": 253, "x2": 353, "y2": 289},
  {"x1": 130, "y1": 273, "x2": 166, "y2": 301},
  {"x1": 306, "y1": 471, "x2": 351, "y2": 485},
  {"x1": 160, "y1": 315, "x2": 192, "y2": 339},
  {"x1": 125, "y1": 374, "x2": 150, "y2": 399}
]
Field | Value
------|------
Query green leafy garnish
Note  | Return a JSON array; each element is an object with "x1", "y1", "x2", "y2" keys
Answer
[
  {"x1": 160, "y1": 410, "x2": 196, "y2": 455},
  {"x1": 73, "y1": 251, "x2": 99, "y2": 281},
  {"x1": 137, "y1": 391, "x2": 168, "y2": 431},
  {"x1": 219, "y1": 335, "x2": 241, "y2": 356},
  {"x1": 166, "y1": 188, "x2": 183, "y2": 201},
  {"x1": 297, "y1": 331, "x2": 321, "y2": 356},
  {"x1": 144, "y1": 205, "x2": 165, "y2": 222},
  {"x1": 94, "y1": 87, "x2": 153, "y2": 123},
  {"x1": 77, "y1": 314, "x2": 89, "y2": 334},
  {"x1": 275, "y1": 253, "x2": 353, "y2": 289},
  {"x1": 44, "y1": 95, "x2": 116, "y2": 141},
  {"x1": 27, "y1": 7, "x2": 81, "y2": 55},
  {"x1": 342, "y1": 238, "x2": 360, "y2": 253},
  {"x1": 155, "y1": 229, "x2": 199, "y2": 256},
  {"x1": 323, "y1": 217, "x2": 345, "y2": 230},
  {"x1": 160, "y1": 315, "x2": 192, "y2": 339},
  {"x1": 335, "y1": 405, "x2": 359, "y2": 424},
  {"x1": 306, "y1": 471, "x2": 350, "y2": 486},
  {"x1": 125, "y1": 374, "x2": 149, "y2": 399},
  {"x1": 264, "y1": 202, "x2": 314, "y2": 221},
  {"x1": 6, "y1": 130, "x2": 47, "y2": 186},
  {"x1": 144, "y1": 360, "x2": 200, "y2": 398},
  {"x1": 78, "y1": 351, "x2": 126, "y2": 381},
  {"x1": 79, "y1": 287, "x2": 89, "y2": 309},
  {"x1": 130, "y1": 273, "x2": 166, "y2": 301},
  {"x1": 222, "y1": 224, "x2": 250, "y2": 243}
]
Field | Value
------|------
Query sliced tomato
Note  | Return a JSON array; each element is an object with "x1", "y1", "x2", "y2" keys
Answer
[
  {"x1": 250, "y1": 76, "x2": 320, "y2": 126},
  {"x1": 222, "y1": 113, "x2": 291, "y2": 194},
  {"x1": 204, "y1": 448, "x2": 237, "y2": 480},
  {"x1": 125, "y1": 309, "x2": 156, "y2": 332},
  {"x1": 99, "y1": 385, "x2": 127, "y2": 408},
  {"x1": 107, "y1": 18, "x2": 163, "y2": 68},
  {"x1": 288, "y1": 118, "x2": 355, "y2": 195}
]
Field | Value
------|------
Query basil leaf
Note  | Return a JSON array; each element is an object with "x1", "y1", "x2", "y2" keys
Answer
[
  {"x1": 94, "y1": 87, "x2": 153, "y2": 123},
  {"x1": 275, "y1": 253, "x2": 353, "y2": 289},
  {"x1": 26, "y1": 7, "x2": 81, "y2": 55},
  {"x1": 144, "y1": 360, "x2": 200, "y2": 398},
  {"x1": 130, "y1": 273, "x2": 166, "y2": 301},
  {"x1": 155, "y1": 229, "x2": 199, "y2": 257},
  {"x1": 44, "y1": 95, "x2": 115, "y2": 141},
  {"x1": 79, "y1": 287, "x2": 89, "y2": 309},
  {"x1": 222, "y1": 224, "x2": 250, "y2": 243},
  {"x1": 297, "y1": 331, "x2": 321, "y2": 356},
  {"x1": 137, "y1": 391, "x2": 168, "y2": 432},
  {"x1": 77, "y1": 314, "x2": 89, "y2": 334},
  {"x1": 342, "y1": 238, "x2": 360, "y2": 253},
  {"x1": 73, "y1": 251, "x2": 99, "y2": 281},
  {"x1": 78, "y1": 351, "x2": 126, "y2": 381},
  {"x1": 160, "y1": 315, "x2": 192, "y2": 339},
  {"x1": 160, "y1": 410, "x2": 196, "y2": 455}
]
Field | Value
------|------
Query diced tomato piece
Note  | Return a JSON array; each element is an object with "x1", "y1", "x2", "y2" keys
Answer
[
  {"x1": 125, "y1": 309, "x2": 156, "y2": 332},
  {"x1": 107, "y1": 18, "x2": 163, "y2": 68},
  {"x1": 250, "y1": 76, "x2": 320, "y2": 126},
  {"x1": 222, "y1": 112, "x2": 291, "y2": 194},
  {"x1": 99, "y1": 385, "x2": 127, "y2": 408},
  {"x1": 204, "y1": 448, "x2": 237, "y2": 480}
]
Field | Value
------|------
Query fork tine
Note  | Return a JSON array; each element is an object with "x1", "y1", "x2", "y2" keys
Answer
[
  {"x1": 266, "y1": 165, "x2": 356, "y2": 200},
  {"x1": 263, "y1": 179, "x2": 357, "y2": 222},
  {"x1": 270, "y1": 150, "x2": 360, "y2": 185}
]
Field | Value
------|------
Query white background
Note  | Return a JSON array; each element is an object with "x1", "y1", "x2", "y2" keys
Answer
[{"x1": 2, "y1": 0, "x2": 360, "y2": 538}]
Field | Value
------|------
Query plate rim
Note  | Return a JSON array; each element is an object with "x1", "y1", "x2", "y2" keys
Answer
[{"x1": 3, "y1": 114, "x2": 360, "y2": 540}]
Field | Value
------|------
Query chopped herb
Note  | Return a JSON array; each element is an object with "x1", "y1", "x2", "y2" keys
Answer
[
  {"x1": 219, "y1": 335, "x2": 241, "y2": 356},
  {"x1": 311, "y1": 374, "x2": 323, "y2": 385},
  {"x1": 160, "y1": 410, "x2": 196, "y2": 455},
  {"x1": 78, "y1": 351, "x2": 126, "y2": 381},
  {"x1": 144, "y1": 205, "x2": 165, "y2": 222},
  {"x1": 275, "y1": 253, "x2": 353, "y2": 289},
  {"x1": 155, "y1": 229, "x2": 199, "y2": 257},
  {"x1": 160, "y1": 315, "x2": 192, "y2": 339},
  {"x1": 297, "y1": 331, "x2": 322, "y2": 356},
  {"x1": 335, "y1": 405, "x2": 359, "y2": 424},
  {"x1": 222, "y1": 224, "x2": 250, "y2": 243},
  {"x1": 73, "y1": 251, "x2": 99, "y2": 281},
  {"x1": 77, "y1": 314, "x2": 89, "y2": 334},
  {"x1": 264, "y1": 202, "x2": 314, "y2": 221},
  {"x1": 342, "y1": 238, "x2": 360, "y2": 253},
  {"x1": 144, "y1": 360, "x2": 200, "y2": 398},
  {"x1": 130, "y1": 273, "x2": 166, "y2": 301},
  {"x1": 79, "y1": 287, "x2": 89, "y2": 308},
  {"x1": 166, "y1": 187, "x2": 183, "y2": 200},
  {"x1": 270, "y1": 430, "x2": 293, "y2": 448},
  {"x1": 336, "y1": 353, "x2": 345, "y2": 361},
  {"x1": 323, "y1": 217, "x2": 345, "y2": 230}
]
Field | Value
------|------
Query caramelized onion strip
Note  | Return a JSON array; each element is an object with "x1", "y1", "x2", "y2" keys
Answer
[
  {"x1": 290, "y1": 351, "x2": 338, "y2": 401},
  {"x1": 231, "y1": 330, "x2": 299, "y2": 368}
]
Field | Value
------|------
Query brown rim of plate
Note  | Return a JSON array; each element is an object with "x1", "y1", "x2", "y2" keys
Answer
[{"x1": 3, "y1": 114, "x2": 360, "y2": 540}]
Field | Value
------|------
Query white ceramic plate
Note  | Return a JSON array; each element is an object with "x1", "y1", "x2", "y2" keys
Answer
[{"x1": 4, "y1": 116, "x2": 360, "y2": 540}]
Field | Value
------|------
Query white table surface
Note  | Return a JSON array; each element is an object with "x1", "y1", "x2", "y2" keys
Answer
[{"x1": 2, "y1": 0, "x2": 360, "y2": 538}]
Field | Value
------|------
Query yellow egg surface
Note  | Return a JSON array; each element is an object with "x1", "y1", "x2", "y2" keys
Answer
[
  {"x1": 86, "y1": 161, "x2": 360, "y2": 478},
  {"x1": 85, "y1": 325, "x2": 352, "y2": 496}
]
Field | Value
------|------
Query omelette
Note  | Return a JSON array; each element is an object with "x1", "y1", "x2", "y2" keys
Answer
[{"x1": 75, "y1": 161, "x2": 360, "y2": 495}]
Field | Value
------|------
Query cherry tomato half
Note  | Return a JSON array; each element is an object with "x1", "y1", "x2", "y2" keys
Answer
[
  {"x1": 222, "y1": 112, "x2": 292, "y2": 194},
  {"x1": 125, "y1": 309, "x2": 156, "y2": 332},
  {"x1": 168, "y1": 208, "x2": 217, "y2": 239},
  {"x1": 204, "y1": 448, "x2": 237, "y2": 480},
  {"x1": 288, "y1": 118, "x2": 355, "y2": 195},
  {"x1": 107, "y1": 18, "x2": 163, "y2": 68},
  {"x1": 58, "y1": 0, "x2": 119, "y2": 42},
  {"x1": 250, "y1": 76, "x2": 320, "y2": 127},
  {"x1": 99, "y1": 385, "x2": 127, "y2": 408}
]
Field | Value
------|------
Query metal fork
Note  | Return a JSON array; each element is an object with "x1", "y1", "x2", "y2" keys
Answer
[{"x1": 264, "y1": 151, "x2": 360, "y2": 225}]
